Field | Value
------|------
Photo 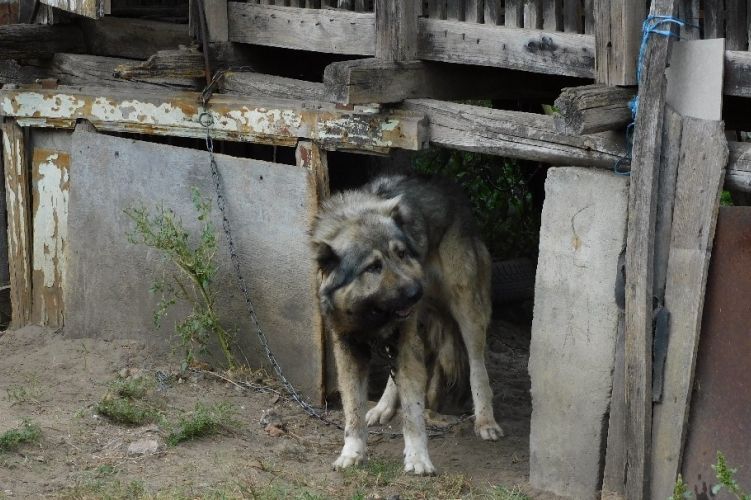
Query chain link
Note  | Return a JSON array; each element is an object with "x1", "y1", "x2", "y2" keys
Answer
[{"x1": 197, "y1": 73, "x2": 468, "y2": 437}]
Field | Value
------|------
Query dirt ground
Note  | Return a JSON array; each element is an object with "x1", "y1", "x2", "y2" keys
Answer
[{"x1": 0, "y1": 318, "x2": 560, "y2": 499}]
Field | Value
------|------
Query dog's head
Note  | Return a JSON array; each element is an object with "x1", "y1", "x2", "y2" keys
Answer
[{"x1": 310, "y1": 191, "x2": 424, "y2": 335}]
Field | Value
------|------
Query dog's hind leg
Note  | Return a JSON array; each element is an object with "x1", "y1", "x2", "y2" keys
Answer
[
  {"x1": 397, "y1": 318, "x2": 436, "y2": 475},
  {"x1": 332, "y1": 338, "x2": 369, "y2": 470},
  {"x1": 443, "y1": 237, "x2": 504, "y2": 441},
  {"x1": 366, "y1": 376, "x2": 398, "y2": 425}
]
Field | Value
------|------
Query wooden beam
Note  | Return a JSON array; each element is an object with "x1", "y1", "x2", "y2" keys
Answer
[
  {"x1": 77, "y1": 17, "x2": 192, "y2": 60},
  {"x1": 0, "y1": 86, "x2": 427, "y2": 152},
  {"x1": 594, "y1": 0, "x2": 646, "y2": 85},
  {"x1": 418, "y1": 18, "x2": 595, "y2": 78},
  {"x1": 726, "y1": 141, "x2": 751, "y2": 192},
  {"x1": 375, "y1": 0, "x2": 419, "y2": 61},
  {"x1": 0, "y1": 60, "x2": 50, "y2": 87},
  {"x1": 222, "y1": 71, "x2": 326, "y2": 100},
  {"x1": 650, "y1": 118, "x2": 728, "y2": 500},
  {"x1": 724, "y1": 50, "x2": 751, "y2": 98},
  {"x1": 403, "y1": 98, "x2": 626, "y2": 167},
  {"x1": 553, "y1": 84, "x2": 635, "y2": 134},
  {"x1": 113, "y1": 48, "x2": 204, "y2": 88},
  {"x1": 228, "y1": 2, "x2": 376, "y2": 55},
  {"x1": 623, "y1": 0, "x2": 678, "y2": 498},
  {"x1": 1, "y1": 120, "x2": 32, "y2": 328},
  {"x1": 0, "y1": 24, "x2": 86, "y2": 60}
]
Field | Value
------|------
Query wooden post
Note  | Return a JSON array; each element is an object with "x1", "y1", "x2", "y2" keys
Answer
[
  {"x1": 375, "y1": 0, "x2": 420, "y2": 61},
  {"x1": 553, "y1": 84, "x2": 636, "y2": 134},
  {"x1": 1, "y1": 121, "x2": 32, "y2": 329},
  {"x1": 594, "y1": 0, "x2": 646, "y2": 85},
  {"x1": 203, "y1": 0, "x2": 229, "y2": 42},
  {"x1": 623, "y1": 0, "x2": 678, "y2": 498}
]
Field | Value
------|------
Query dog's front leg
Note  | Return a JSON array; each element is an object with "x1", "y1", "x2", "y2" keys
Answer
[
  {"x1": 397, "y1": 319, "x2": 436, "y2": 476},
  {"x1": 332, "y1": 338, "x2": 368, "y2": 470}
]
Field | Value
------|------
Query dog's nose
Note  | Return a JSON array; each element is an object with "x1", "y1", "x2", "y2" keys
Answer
[{"x1": 403, "y1": 282, "x2": 423, "y2": 303}]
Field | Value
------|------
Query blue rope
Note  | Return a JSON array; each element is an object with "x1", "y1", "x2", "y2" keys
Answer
[{"x1": 613, "y1": 15, "x2": 697, "y2": 176}]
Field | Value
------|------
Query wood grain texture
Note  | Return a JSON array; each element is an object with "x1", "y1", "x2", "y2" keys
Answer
[
  {"x1": 543, "y1": 0, "x2": 562, "y2": 31},
  {"x1": 465, "y1": 0, "x2": 483, "y2": 22},
  {"x1": 48, "y1": 54, "x2": 194, "y2": 89},
  {"x1": 724, "y1": 50, "x2": 751, "y2": 98},
  {"x1": 418, "y1": 18, "x2": 595, "y2": 77},
  {"x1": 563, "y1": 0, "x2": 580, "y2": 32},
  {"x1": 524, "y1": 0, "x2": 543, "y2": 29},
  {"x1": 222, "y1": 71, "x2": 326, "y2": 99},
  {"x1": 203, "y1": 0, "x2": 229, "y2": 42},
  {"x1": 505, "y1": 0, "x2": 522, "y2": 27},
  {"x1": 375, "y1": 0, "x2": 419, "y2": 60},
  {"x1": 78, "y1": 17, "x2": 191, "y2": 60},
  {"x1": 403, "y1": 98, "x2": 625, "y2": 167},
  {"x1": 594, "y1": 0, "x2": 645, "y2": 85},
  {"x1": 1, "y1": 121, "x2": 32, "y2": 328},
  {"x1": 553, "y1": 84, "x2": 635, "y2": 134},
  {"x1": 650, "y1": 118, "x2": 728, "y2": 500},
  {"x1": 446, "y1": 0, "x2": 465, "y2": 20},
  {"x1": 113, "y1": 48, "x2": 204, "y2": 88},
  {"x1": 228, "y1": 2, "x2": 376, "y2": 55},
  {"x1": 483, "y1": 0, "x2": 500, "y2": 24},
  {"x1": 623, "y1": 1, "x2": 678, "y2": 497},
  {"x1": 703, "y1": 0, "x2": 725, "y2": 39},
  {"x1": 0, "y1": 24, "x2": 86, "y2": 60}
]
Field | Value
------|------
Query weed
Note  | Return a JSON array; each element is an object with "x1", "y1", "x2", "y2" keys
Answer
[
  {"x1": 669, "y1": 474, "x2": 690, "y2": 500},
  {"x1": 5, "y1": 374, "x2": 43, "y2": 405},
  {"x1": 166, "y1": 402, "x2": 239, "y2": 446},
  {"x1": 109, "y1": 377, "x2": 152, "y2": 400},
  {"x1": 489, "y1": 484, "x2": 530, "y2": 500},
  {"x1": 712, "y1": 451, "x2": 751, "y2": 500},
  {"x1": 58, "y1": 479, "x2": 146, "y2": 500},
  {"x1": 0, "y1": 419, "x2": 42, "y2": 452},
  {"x1": 125, "y1": 187, "x2": 237, "y2": 370},
  {"x1": 95, "y1": 376, "x2": 159, "y2": 426}
]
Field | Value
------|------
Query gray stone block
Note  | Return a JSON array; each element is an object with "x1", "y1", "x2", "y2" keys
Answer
[{"x1": 528, "y1": 167, "x2": 628, "y2": 500}]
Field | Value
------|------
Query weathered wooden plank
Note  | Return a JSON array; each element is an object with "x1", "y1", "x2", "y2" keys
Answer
[
  {"x1": 0, "y1": 60, "x2": 50, "y2": 86},
  {"x1": 113, "y1": 48, "x2": 204, "y2": 88},
  {"x1": 204, "y1": 0, "x2": 229, "y2": 42},
  {"x1": 465, "y1": 0, "x2": 483, "y2": 22},
  {"x1": 1, "y1": 121, "x2": 32, "y2": 328},
  {"x1": 222, "y1": 71, "x2": 326, "y2": 99},
  {"x1": 524, "y1": 0, "x2": 543, "y2": 29},
  {"x1": 584, "y1": 0, "x2": 593, "y2": 34},
  {"x1": 0, "y1": 87, "x2": 427, "y2": 152},
  {"x1": 446, "y1": 0, "x2": 465, "y2": 20},
  {"x1": 418, "y1": 18, "x2": 595, "y2": 77},
  {"x1": 725, "y1": 0, "x2": 747, "y2": 50},
  {"x1": 0, "y1": 24, "x2": 86, "y2": 60},
  {"x1": 428, "y1": 0, "x2": 447, "y2": 20},
  {"x1": 505, "y1": 0, "x2": 522, "y2": 26},
  {"x1": 483, "y1": 0, "x2": 500, "y2": 24},
  {"x1": 677, "y1": 0, "x2": 700, "y2": 40},
  {"x1": 228, "y1": 2, "x2": 376, "y2": 55},
  {"x1": 403, "y1": 98, "x2": 625, "y2": 167},
  {"x1": 553, "y1": 84, "x2": 635, "y2": 134},
  {"x1": 726, "y1": 140, "x2": 751, "y2": 192},
  {"x1": 623, "y1": 0, "x2": 678, "y2": 497},
  {"x1": 543, "y1": 0, "x2": 562, "y2": 31},
  {"x1": 563, "y1": 0, "x2": 580, "y2": 32},
  {"x1": 650, "y1": 118, "x2": 728, "y2": 500},
  {"x1": 594, "y1": 0, "x2": 646, "y2": 85},
  {"x1": 78, "y1": 17, "x2": 192, "y2": 60},
  {"x1": 375, "y1": 0, "x2": 419, "y2": 60},
  {"x1": 30, "y1": 148, "x2": 69, "y2": 328},
  {"x1": 704, "y1": 0, "x2": 725, "y2": 39},
  {"x1": 40, "y1": 0, "x2": 101, "y2": 18},
  {"x1": 724, "y1": 50, "x2": 751, "y2": 98}
]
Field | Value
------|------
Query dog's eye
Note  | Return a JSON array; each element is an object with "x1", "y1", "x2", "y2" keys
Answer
[
  {"x1": 396, "y1": 248, "x2": 407, "y2": 259},
  {"x1": 365, "y1": 261, "x2": 382, "y2": 274}
]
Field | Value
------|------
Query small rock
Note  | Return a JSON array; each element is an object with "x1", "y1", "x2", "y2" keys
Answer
[
  {"x1": 127, "y1": 439, "x2": 159, "y2": 456},
  {"x1": 270, "y1": 394, "x2": 281, "y2": 404}
]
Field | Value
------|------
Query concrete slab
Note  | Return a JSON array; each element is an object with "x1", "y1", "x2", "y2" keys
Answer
[
  {"x1": 528, "y1": 167, "x2": 628, "y2": 500},
  {"x1": 66, "y1": 128, "x2": 324, "y2": 402}
]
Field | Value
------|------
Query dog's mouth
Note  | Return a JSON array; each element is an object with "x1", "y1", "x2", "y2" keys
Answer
[{"x1": 394, "y1": 306, "x2": 415, "y2": 319}]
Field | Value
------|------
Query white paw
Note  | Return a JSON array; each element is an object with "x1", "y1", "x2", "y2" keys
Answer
[
  {"x1": 366, "y1": 403, "x2": 396, "y2": 426},
  {"x1": 475, "y1": 419, "x2": 504, "y2": 441},
  {"x1": 404, "y1": 452, "x2": 436, "y2": 476},
  {"x1": 332, "y1": 450, "x2": 365, "y2": 470}
]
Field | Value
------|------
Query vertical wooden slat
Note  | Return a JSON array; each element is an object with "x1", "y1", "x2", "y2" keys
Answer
[
  {"x1": 524, "y1": 0, "x2": 543, "y2": 28},
  {"x1": 354, "y1": 0, "x2": 365, "y2": 11},
  {"x1": 203, "y1": 0, "x2": 229, "y2": 42},
  {"x1": 678, "y1": 0, "x2": 700, "y2": 40},
  {"x1": 375, "y1": 0, "x2": 419, "y2": 60},
  {"x1": 31, "y1": 148, "x2": 69, "y2": 328},
  {"x1": 484, "y1": 0, "x2": 500, "y2": 23},
  {"x1": 543, "y1": 0, "x2": 563, "y2": 31},
  {"x1": 726, "y1": 0, "x2": 748, "y2": 49},
  {"x1": 563, "y1": 0, "x2": 582, "y2": 32},
  {"x1": 428, "y1": 0, "x2": 447, "y2": 19},
  {"x1": 1, "y1": 121, "x2": 32, "y2": 328},
  {"x1": 505, "y1": 0, "x2": 523, "y2": 26},
  {"x1": 466, "y1": 0, "x2": 483, "y2": 22},
  {"x1": 595, "y1": 0, "x2": 646, "y2": 85},
  {"x1": 704, "y1": 0, "x2": 725, "y2": 39},
  {"x1": 446, "y1": 0, "x2": 465, "y2": 20},
  {"x1": 584, "y1": 0, "x2": 594, "y2": 33},
  {"x1": 624, "y1": 0, "x2": 679, "y2": 497}
]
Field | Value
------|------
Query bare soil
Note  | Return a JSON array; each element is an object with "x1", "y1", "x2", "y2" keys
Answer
[{"x1": 0, "y1": 320, "x2": 559, "y2": 499}]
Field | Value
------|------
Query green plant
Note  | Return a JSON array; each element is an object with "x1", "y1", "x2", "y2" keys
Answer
[
  {"x1": 166, "y1": 402, "x2": 239, "y2": 446},
  {"x1": 669, "y1": 474, "x2": 690, "y2": 500},
  {"x1": 413, "y1": 148, "x2": 541, "y2": 260},
  {"x1": 125, "y1": 187, "x2": 237, "y2": 370},
  {"x1": 489, "y1": 485, "x2": 530, "y2": 500},
  {"x1": 95, "y1": 376, "x2": 159, "y2": 426},
  {"x1": 0, "y1": 419, "x2": 42, "y2": 452},
  {"x1": 712, "y1": 451, "x2": 751, "y2": 499}
]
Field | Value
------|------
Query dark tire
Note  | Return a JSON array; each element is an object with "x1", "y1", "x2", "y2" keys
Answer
[{"x1": 491, "y1": 258, "x2": 536, "y2": 305}]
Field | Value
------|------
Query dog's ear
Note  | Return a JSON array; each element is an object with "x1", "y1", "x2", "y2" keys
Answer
[
  {"x1": 382, "y1": 195, "x2": 405, "y2": 226},
  {"x1": 312, "y1": 240, "x2": 340, "y2": 274}
]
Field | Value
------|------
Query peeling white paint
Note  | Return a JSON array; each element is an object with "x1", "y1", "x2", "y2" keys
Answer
[
  {"x1": 33, "y1": 153, "x2": 68, "y2": 288},
  {"x1": 2, "y1": 93, "x2": 86, "y2": 119},
  {"x1": 91, "y1": 98, "x2": 191, "y2": 126}
]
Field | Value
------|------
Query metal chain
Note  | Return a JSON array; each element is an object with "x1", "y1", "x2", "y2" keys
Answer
[{"x1": 196, "y1": 73, "x2": 467, "y2": 438}]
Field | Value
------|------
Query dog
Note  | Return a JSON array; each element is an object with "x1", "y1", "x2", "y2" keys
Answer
[{"x1": 310, "y1": 175, "x2": 503, "y2": 475}]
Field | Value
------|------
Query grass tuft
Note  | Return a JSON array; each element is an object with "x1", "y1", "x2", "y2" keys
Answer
[
  {"x1": 166, "y1": 402, "x2": 239, "y2": 446},
  {"x1": 0, "y1": 419, "x2": 42, "y2": 452},
  {"x1": 95, "y1": 376, "x2": 159, "y2": 426}
]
